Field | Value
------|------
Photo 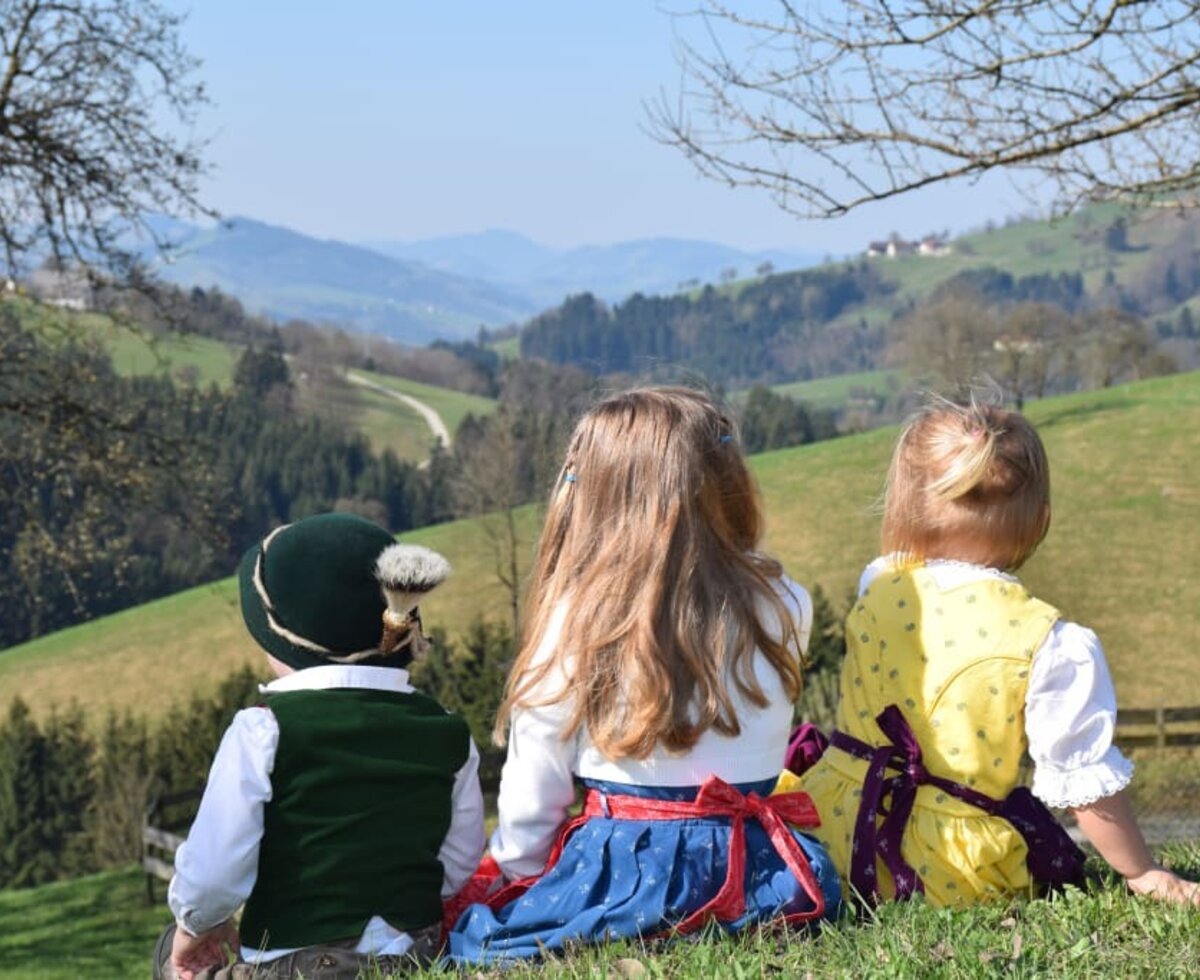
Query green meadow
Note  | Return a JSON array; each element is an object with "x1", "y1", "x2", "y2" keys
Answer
[
  {"x1": 753, "y1": 369, "x2": 901, "y2": 408},
  {"x1": 353, "y1": 368, "x2": 498, "y2": 436},
  {"x1": 3, "y1": 370, "x2": 1198, "y2": 724},
  {"x1": 1, "y1": 847, "x2": 1198, "y2": 979},
  {"x1": 3, "y1": 296, "x2": 494, "y2": 463},
  {"x1": 103, "y1": 327, "x2": 238, "y2": 388}
]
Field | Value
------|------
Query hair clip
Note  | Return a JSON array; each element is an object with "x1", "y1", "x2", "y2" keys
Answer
[
  {"x1": 719, "y1": 434, "x2": 734, "y2": 445},
  {"x1": 563, "y1": 472, "x2": 577, "y2": 484}
]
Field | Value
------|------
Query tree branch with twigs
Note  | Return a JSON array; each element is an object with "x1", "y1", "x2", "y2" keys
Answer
[
  {"x1": 0, "y1": 0, "x2": 213, "y2": 288},
  {"x1": 649, "y1": 1, "x2": 1200, "y2": 218}
]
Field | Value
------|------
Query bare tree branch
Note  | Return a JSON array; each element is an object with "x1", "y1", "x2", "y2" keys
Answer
[
  {"x1": 0, "y1": 0, "x2": 213, "y2": 288},
  {"x1": 649, "y1": 0, "x2": 1200, "y2": 218}
]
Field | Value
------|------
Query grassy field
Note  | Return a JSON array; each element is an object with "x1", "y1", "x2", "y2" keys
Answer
[
  {"x1": 4, "y1": 294, "x2": 492, "y2": 462},
  {"x1": 1, "y1": 848, "x2": 1198, "y2": 979},
  {"x1": 2, "y1": 370, "x2": 1198, "y2": 724},
  {"x1": 750, "y1": 369, "x2": 902, "y2": 408},
  {"x1": 353, "y1": 368, "x2": 498, "y2": 436},
  {"x1": 105, "y1": 327, "x2": 238, "y2": 388}
]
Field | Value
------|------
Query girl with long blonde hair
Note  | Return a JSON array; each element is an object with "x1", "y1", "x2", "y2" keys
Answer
[{"x1": 447, "y1": 386, "x2": 841, "y2": 962}]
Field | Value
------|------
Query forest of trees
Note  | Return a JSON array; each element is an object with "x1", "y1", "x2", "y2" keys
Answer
[
  {"x1": 0, "y1": 309, "x2": 457, "y2": 650},
  {"x1": 515, "y1": 248, "x2": 1199, "y2": 393},
  {"x1": 519, "y1": 263, "x2": 893, "y2": 386}
]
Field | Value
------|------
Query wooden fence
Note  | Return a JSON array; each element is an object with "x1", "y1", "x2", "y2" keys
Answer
[
  {"x1": 1114, "y1": 706, "x2": 1200, "y2": 751},
  {"x1": 142, "y1": 786, "x2": 204, "y2": 902}
]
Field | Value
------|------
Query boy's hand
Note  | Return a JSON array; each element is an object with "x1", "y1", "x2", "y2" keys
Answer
[
  {"x1": 171, "y1": 919, "x2": 239, "y2": 979},
  {"x1": 1126, "y1": 866, "x2": 1200, "y2": 905}
]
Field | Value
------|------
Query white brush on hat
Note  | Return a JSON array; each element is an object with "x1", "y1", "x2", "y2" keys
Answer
[{"x1": 374, "y1": 544, "x2": 451, "y2": 654}]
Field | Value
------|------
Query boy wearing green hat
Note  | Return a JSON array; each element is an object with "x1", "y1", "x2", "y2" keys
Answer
[{"x1": 155, "y1": 513, "x2": 485, "y2": 980}]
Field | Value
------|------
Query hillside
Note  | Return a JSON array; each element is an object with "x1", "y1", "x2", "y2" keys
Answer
[
  {"x1": 510, "y1": 202, "x2": 1200, "y2": 393},
  {"x1": 26, "y1": 300, "x2": 496, "y2": 464},
  {"x1": 149, "y1": 217, "x2": 536, "y2": 343},
  {"x1": 861, "y1": 202, "x2": 1200, "y2": 307},
  {"x1": 3, "y1": 371, "x2": 1197, "y2": 722}
]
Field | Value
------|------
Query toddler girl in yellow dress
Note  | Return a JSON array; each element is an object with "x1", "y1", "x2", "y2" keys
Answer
[{"x1": 788, "y1": 397, "x2": 1199, "y2": 907}]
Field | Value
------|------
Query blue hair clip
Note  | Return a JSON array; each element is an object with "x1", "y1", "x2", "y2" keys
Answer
[
  {"x1": 719, "y1": 434, "x2": 734, "y2": 445},
  {"x1": 563, "y1": 472, "x2": 577, "y2": 484}
]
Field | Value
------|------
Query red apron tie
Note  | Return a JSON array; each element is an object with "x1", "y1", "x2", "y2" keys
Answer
[{"x1": 445, "y1": 776, "x2": 826, "y2": 937}]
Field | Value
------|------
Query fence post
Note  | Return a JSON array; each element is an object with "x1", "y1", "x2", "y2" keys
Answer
[{"x1": 1155, "y1": 706, "x2": 1166, "y2": 751}]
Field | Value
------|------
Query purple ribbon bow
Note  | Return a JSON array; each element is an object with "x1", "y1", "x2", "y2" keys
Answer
[{"x1": 829, "y1": 704, "x2": 1086, "y2": 905}]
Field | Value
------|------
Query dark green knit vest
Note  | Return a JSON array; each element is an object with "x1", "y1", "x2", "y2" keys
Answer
[{"x1": 238, "y1": 687, "x2": 471, "y2": 950}]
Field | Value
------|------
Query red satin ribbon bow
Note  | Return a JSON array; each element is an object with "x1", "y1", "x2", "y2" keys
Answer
[
  {"x1": 442, "y1": 776, "x2": 826, "y2": 939},
  {"x1": 581, "y1": 776, "x2": 826, "y2": 933}
]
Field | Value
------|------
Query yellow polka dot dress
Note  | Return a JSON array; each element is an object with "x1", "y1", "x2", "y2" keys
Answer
[{"x1": 796, "y1": 562, "x2": 1060, "y2": 905}]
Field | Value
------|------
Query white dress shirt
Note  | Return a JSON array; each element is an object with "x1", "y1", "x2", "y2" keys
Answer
[
  {"x1": 168, "y1": 664, "x2": 485, "y2": 963},
  {"x1": 859, "y1": 557, "x2": 1134, "y2": 810},
  {"x1": 490, "y1": 576, "x2": 813, "y2": 879}
]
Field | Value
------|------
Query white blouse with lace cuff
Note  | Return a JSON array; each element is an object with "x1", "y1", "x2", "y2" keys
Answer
[{"x1": 860, "y1": 557, "x2": 1134, "y2": 811}]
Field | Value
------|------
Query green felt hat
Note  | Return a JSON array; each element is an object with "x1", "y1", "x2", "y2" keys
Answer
[{"x1": 237, "y1": 513, "x2": 449, "y2": 671}]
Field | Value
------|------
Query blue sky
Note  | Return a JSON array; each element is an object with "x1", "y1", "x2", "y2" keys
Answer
[{"x1": 171, "y1": 2, "x2": 1030, "y2": 255}]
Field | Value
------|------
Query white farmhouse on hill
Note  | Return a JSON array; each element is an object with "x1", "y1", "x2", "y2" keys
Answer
[{"x1": 866, "y1": 235, "x2": 952, "y2": 258}]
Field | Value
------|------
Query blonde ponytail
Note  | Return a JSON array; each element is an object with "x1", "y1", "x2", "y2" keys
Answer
[
  {"x1": 926, "y1": 404, "x2": 998, "y2": 501},
  {"x1": 882, "y1": 395, "x2": 1050, "y2": 570}
]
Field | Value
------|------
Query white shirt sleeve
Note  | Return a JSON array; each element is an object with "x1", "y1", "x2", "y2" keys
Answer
[
  {"x1": 1025, "y1": 620, "x2": 1135, "y2": 809},
  {"x1": 488, "y1": 697, "x2": 579, "y2": 880},
  {"x1": 437, "y1": 739, "x2": 486, "y2": 897},
  {"x1": 776, "y1": 574, "x2": 813, "y2": 656},
  {"x1": 487, "y1": 602, "x2": 580, "y2": 880},
  {"x1": 168, "y1": 707, "x2": 278, "y2": 936},
  {"x1": 858, "y1": 556, "x2": 892, "y2": 597}
]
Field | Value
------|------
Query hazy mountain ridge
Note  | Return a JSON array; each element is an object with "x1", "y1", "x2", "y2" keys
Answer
[
  {"x1": 150, "y1": 217, "x2": 538, "y2": 344},
  {"x1": 364, "y1": 229, "x2": 823, "y2": 307},
  {"x1": 143, "y1": 217, "x2": 822, "y2": 343}
]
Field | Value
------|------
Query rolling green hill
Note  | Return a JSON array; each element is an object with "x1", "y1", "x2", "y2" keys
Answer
[
  {"x1": 857, "y1": 202, "x2": 1200, "y2": 313},
  {"x1": 3, "y1": 297, "x2": 490, "y2": 463},
  {"x1": 352, "y1": 369, "x2": 498, "y2": 436},
  {"x1": 3, "y1": 371, "x2": 1197, "y2": 722}
]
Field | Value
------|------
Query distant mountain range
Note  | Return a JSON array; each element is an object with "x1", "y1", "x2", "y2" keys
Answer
[
  {"x1": 362, "y1": 230, "x2": 822, "y2": 309},
  {"x1": 149, "y1": 217, "x2": 534, "y2": 345},
  {"x1": 144, "y1": 216, "x2": 822, "y2": 345}
]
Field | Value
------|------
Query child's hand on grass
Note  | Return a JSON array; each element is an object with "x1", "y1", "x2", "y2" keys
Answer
[
  {"x1": 1126, "y1": 867, "x2": 1200, "y2": 905},
  {"x1": 171, "y1": 919, "x2": 239, "y2": 979}
]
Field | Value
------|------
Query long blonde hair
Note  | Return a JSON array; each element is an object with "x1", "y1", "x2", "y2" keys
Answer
[
  {"x1": 882, "y1": 396, "x2": 1051, "y2": 571},
  {"x1": 493, "y1": 387, "x2": 803, "y2": 759}
]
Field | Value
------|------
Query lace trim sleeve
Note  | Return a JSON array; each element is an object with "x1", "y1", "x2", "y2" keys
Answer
[{"x1": 1025, "y1": 620, "x2": 1135, "y2": 809}]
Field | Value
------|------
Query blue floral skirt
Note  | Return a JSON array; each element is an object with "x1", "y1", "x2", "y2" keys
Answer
[{"x1": 447, "y1": 777, "x2": 841, "y2": 964}]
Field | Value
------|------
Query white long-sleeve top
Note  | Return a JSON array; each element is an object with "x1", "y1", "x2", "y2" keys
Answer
[
  {"x1": 490, "y1": 576, "x2": 813, "y2": 879},
  {"x1": 859, "y1": 557, "x2": 1134, "y2": 810},
  {"x1": 168, "y1": 664, "x2": 486, "y2": 963}
]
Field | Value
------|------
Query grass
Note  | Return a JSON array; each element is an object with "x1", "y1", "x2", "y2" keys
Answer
[
  {"x1": 2, "y1": 845, "x2": 1198, "y2": 979},
  {"x1": 345, "y1": 381, "x2": 439, "y2": 461},
  {"x1": 2, "y1": 370, "x2": 1199, "y2": 723},
  {"x1": 488, "y1": 334, "x2": 521, "y2": 360},
  {"x1": 103, "y1": 328, "x2": 238, "y2": 389},
  {"x1": 3, "y1": 295, "x2": 238, "y2": 389},
  {"x1": 354, "y1": 368, "x2": 498, "y2": 436},
  {"x1": 0, "y1": 866, "x2": 170, "y2": 980},
  {"x1": 747, "y1": 369, "x2": 902, "y2": 408}
]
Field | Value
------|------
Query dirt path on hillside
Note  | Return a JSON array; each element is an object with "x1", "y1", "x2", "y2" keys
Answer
[{"x1": 346, "y1": 371, "x2": 452, "y2": 449}]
